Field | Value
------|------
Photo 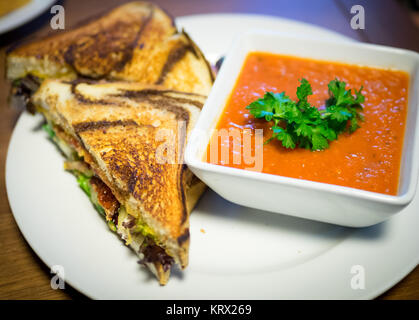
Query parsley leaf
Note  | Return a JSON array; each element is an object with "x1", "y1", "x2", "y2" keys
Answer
[
  {"x1": 246, "y1": 95, "x2": 275, "y2": 121},
  {"x1": 311, "y1": 133, "x2": 329, "y2": 151},
  {"x1": 296, "y1": 79, "x2": 312, "y2": 98},
  {"x1": 245, "y1": 78, "x2": 365, "y2": 151},
  {"x1": 272, "y1": 126, "x2": 296, "y2": 149}
]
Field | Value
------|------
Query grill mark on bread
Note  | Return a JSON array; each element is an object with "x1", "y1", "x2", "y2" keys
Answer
[
  {"x1": 68, "y1": 81, "x2": 204, "y2": 110},
  {"x1": 65, "y1": 79, "x2": 207, "y2": 97},
  {"x1": 63, "y1": 4, "x2": 155, "y2": 77},
  {"x1": 120, "y1": 88, "x2": 204, "y2": 109},
  {"x1": 69, "y1": 79, "x2": 116, "y2": 105},
  {"x1": 177, "y1": 228, "x2": 190, "y2": 245},
  {"x1": 182, "y1": 30, "x2": 215, "y2": 83},
  {"x1": 162, "y1": 95, "x2": 204, "y2": 109},
  {"x1": 118, "y1": 90, "x2": 191, "y2": 122},
  {"x1": 128, "y1": 169, "x2": 140, "y2": 195},
  {"x1": 114, "y1": 5, "x2": 154, "y2": 72},
  {"x1": 130, "y1": 89, "x2": 204, "y2": 109},
  {"x1": 73, "y1": 119, "x2": 138, "y2": 133},
  {"x1": 155, "y1": 42, "x2": 198, "y2": 85},
  {"x1": 140, "y1": 88, "x2": 206, "y2": 98}
]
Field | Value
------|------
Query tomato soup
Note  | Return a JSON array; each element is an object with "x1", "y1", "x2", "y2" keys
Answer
[{"x1": 207, "y1": 52, "x2": 409, "y2": 195}]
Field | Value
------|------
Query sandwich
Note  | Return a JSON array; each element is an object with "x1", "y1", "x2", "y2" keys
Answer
[
  {"x1": 32, "y1": 79, "x2": 207, "y2": 284},
  {"x1": 6, "y1": 1, "x2": 214, "y2": 285},
  {"x1": 6, "y1": 1, "x2": 214, "y2": 110}
]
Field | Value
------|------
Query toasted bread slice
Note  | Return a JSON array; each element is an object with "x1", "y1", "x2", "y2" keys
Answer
[
  {"x1": 7, "y1": 1, "x2": 213, "y2": 95},
  {"x1": 115, "y1": 30, "x2": 214, "y2": 96},
  {"x1": 7, "y1": 2, "x2": 175, "y2": 80},
  {"x1": 32, "y1": 79, "x2": 207, "y2": 283}
]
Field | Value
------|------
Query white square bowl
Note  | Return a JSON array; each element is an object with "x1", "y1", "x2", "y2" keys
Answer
[{"x1": 185, "y1": 31, "x2": 419, "y2": 227}]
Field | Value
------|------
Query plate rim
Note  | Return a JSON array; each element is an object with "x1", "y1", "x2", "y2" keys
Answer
[{"x1": 0, "y1": 0, "x2": 56, "y2": 35}]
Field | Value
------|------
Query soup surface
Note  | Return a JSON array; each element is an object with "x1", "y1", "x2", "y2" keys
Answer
[{"x1": 207, "y1": 52, "x2": 409, "y2": 195}]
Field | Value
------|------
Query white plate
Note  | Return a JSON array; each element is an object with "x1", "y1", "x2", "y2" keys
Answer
[
  {"x1": 6, "y1": 14, "x2": 419, "y2": 299},
  {"x1": 0, "y1": 0, "x2": 55, "y2": 35}
]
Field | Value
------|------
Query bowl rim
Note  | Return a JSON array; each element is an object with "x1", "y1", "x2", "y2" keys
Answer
[{"x1": 185, "y1": 30, "x2": 419, "y2": 207}]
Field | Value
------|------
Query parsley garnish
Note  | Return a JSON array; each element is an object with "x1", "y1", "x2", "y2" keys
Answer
[{"x1": 246, "y1": 78, "x2": 365, "y2": 151}]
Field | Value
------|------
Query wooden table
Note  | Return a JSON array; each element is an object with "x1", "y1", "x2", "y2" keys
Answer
[{"x1": 0, "y1": 0, "x2": 418, "y2": 300}]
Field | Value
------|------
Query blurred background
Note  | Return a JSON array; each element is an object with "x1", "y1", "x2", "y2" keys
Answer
[{"x1": 1, "y1": 0, "x2": 418, "y2": 49}]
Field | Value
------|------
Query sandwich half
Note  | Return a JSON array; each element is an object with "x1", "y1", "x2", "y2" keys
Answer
[
  {"x1": 32, "y1": 79, "x2": 207, "y2": 284},
  {"x1": 7, "y1": 1, "x2": 214, "y2": 110}
]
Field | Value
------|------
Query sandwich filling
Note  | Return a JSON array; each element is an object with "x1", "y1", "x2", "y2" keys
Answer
[{"x1": 42, "y1": 120, "x2": 175, "y2": 277}]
